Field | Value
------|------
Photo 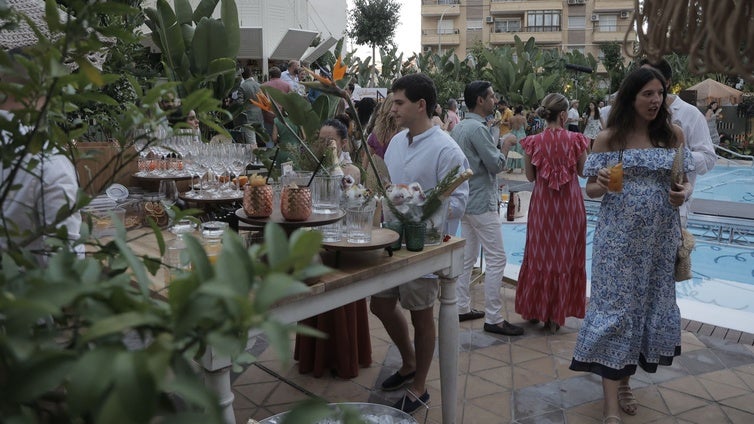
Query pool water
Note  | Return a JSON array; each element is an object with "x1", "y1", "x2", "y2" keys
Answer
[{"x1": 693, "y1": 165, "x2": 754, "y2": 203}]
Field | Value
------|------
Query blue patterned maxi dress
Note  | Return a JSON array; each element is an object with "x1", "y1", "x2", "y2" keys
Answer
[{"x1": 570, "y1": 147, "x2": 694, "y2": 380}]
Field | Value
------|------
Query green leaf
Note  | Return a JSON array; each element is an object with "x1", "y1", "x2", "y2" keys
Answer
[
  {"x1": 112, "y1": 352, "x2": 157, "y2": 422},
  {"x1": 10, "y1": 350, "x2": 76, "y2": 402},
  {"x1": 253, "y1": 273, "x2": 309, "y2": 312},
  {"x1": 113, "y1": 237, "x2": 150, "y2": 297},
  {"x1": 174, "y1": 0, "x2": 194, "y2": 25},
  {"x1": 263, "y1": 223, "x2": 290, "y2": 269},
  {"x1": 220, "y1": 0, "x2": 240, "y2": 58},
  {"x1": 81, "y1": 311, "x2": 163, "y2": 344},
  {"x1": 67, "y1": 348, "x2": 119, "y2": 415}
]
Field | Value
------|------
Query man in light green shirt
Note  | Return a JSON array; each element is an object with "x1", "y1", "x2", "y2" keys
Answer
[{"x1": 450, "y1": 80, "x2": 524, "y2": 336}]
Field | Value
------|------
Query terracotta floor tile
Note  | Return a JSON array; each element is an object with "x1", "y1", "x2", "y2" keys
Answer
[
  {"x1": 657, "y1": 387, "x2": 711, "y2": 415},
  {"x1": 720, "y1": 404, "x2": 754, "y2": 422},
  {"x1": 698, "y1": 368, "x2": 750, "y2": 390},
  {"x1": 510, "y1": 343, "x2": 549, "y2": 364},
  {"x1": 696, "y1": 378, "x2": 751, "y2": 401},
  {"x1": 467, "y1": 390, "x2": 513, "y2": 417},
  {"x1": 462, "y1": 374, "x2": 510, "y2": 399},
  {"x1": 517, "y1": 356, "x2": 557, "y2": 379},
  {"x1": 659, "y1": 375, "x2": 713, "y2": 400},
  {"x1": 512, "y1": 365, "x2": 558, "y2": 389},
  {"x1": 468, "y1": 350, "x2": 507, "y2": 373},
  {"x1": 676, "y1": 404, "x2": 731, "y2": 423},
  {"x1": 470, "y1": 364, "x2": 513, "y2": 391},
  {"x1": 514, "y1": 334, "x2": 553, "y2": 355},
  {"x1": 719, "y1": 392, "x2": 754, "y2": 414}
]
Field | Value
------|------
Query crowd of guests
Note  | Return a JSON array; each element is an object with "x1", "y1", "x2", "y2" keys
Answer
[{"x1": 6, "y1": 46, "x2": 718, "y2": 421}]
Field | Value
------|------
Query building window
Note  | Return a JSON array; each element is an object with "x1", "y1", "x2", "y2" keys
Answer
[
  {"x1": 527, "y1": 10, "x2": 561, "y2": 32},
  {"x1": 437, "y1": 0, "x2": 458, "y2": 4},
  {"x1": 467, "y1": 19, "x2": 483, "y2": 31},
  {"x1": 438, "y1": 19, "x2": 454, "y2": 34},
  {"x1": 494, "y1": 19, "x2": 521, "y2": 33},
  {"x1": 569, "y1": 45, "x2": 586, "y2": 54},
  {"x1": 597, "y1": 14, "x2": 618, "y2": 32},
  {"x1": 568, "y1": 16, "x2": 585, "y2": 30}
]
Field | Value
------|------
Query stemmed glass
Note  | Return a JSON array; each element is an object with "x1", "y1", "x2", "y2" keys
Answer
[{"x1": 159, "y1": 179, "x2": 179, "y2": 227}]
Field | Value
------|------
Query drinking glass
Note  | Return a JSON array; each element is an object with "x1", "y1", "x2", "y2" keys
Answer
[
  {"x1": 345, "y1": 198, "x2": 377, "y2": 244},
  {"x1": 312, "y1": 174, "x2": 343, "y2": 214},
  {"x1": 159, "y1": 179, "x2": 179, "y2": 226}
]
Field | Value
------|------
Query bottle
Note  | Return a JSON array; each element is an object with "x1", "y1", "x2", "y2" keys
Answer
[
  {"x1": 506, "y1": 191, "x2": 517, "y2": 222},
  {"x1": 164, "y1": 224, "x2": 195, "y2": 283}
]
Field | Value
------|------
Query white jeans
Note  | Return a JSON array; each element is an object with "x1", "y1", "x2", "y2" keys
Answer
[{"x1": 457, "y1": 211, "x2": 506, "y2": 325}]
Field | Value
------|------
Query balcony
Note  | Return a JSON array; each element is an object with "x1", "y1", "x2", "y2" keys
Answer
[
  {"x1": 591, "y1": 23, "x2": 636, "y2": 43},
  {"x1": 491, "y1": 0, "x2": 562, "y2": 13},
  {"x1": 421, "y1": 28, "x2": 461, "y2": 47},
  {"x1": 490, "y1": 26, "x2": 562, "y2": 44},
  {"x1": 594, "y1": 0, "x2": 634, "y2": 10},
  {"x1": 421, "y1": 0, "x2": 461, "y2": 17}
]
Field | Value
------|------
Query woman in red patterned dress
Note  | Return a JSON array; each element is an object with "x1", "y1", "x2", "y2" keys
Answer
[{"x1": 515, "y1": 93, "x2": 589, "y2": 333}]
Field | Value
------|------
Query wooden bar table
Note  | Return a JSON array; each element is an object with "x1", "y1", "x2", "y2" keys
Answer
[{"x1": 126, "y1": 227, "x2": 465, "y2": 424}]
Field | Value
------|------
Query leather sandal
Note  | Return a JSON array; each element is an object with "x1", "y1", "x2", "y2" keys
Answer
[{"x1": 617, "y1": 383, "x2": 638, "y2": 415}]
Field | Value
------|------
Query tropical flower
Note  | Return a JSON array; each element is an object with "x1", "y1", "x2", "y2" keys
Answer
[
  {"x1": 250, "y1": 91, "x2": 272, "y2": 112},
  {"x1": 332, "y1": 56, "x2": 346, "y2": 82}
]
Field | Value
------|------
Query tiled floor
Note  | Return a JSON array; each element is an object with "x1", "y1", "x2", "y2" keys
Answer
[{"x1": 232, "y1": 284, "x2": 754, "y2": 423}]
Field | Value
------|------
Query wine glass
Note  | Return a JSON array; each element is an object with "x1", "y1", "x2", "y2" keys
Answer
[{"x1": 159, "y1": 179, "x2": 179, "y2": 227}]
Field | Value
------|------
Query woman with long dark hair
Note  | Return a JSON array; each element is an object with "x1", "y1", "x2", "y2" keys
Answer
[{"x1": 569, "y1": 67, "x2": 694, "y2": 424}]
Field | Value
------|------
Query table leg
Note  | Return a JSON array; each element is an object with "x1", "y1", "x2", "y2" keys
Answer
[
  {"x1": 202, "y1": 351, "x2": 236, "y2": 424},
  {"x1": 438, "y1": 276, "x2": 458, "y2": 424}
]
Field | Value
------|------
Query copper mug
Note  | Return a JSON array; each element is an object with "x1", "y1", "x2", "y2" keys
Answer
[
  {"x1": 280, "y1": 186, "x2": 312, "y2": 221},
  {"x1": 243, "y1": 184, "x2": 273, "y2": 218}
]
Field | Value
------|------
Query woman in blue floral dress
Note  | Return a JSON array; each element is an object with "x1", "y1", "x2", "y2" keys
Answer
[{"x1": 569, "y1": 68, "x2": 694, "y2": 424}]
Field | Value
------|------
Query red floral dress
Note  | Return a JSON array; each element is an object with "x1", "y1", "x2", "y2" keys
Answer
[{"x1": 515, "y1": 128, "x2": 589, "y2": 326}]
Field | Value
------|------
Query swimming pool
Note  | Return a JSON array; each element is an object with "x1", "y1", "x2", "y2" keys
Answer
[
  {"x1": 499, "y1": 164, "x2": 754, "y2": 333},
  {"x1": 693, "y1": 164, "x2": 754, "y2": 204}
]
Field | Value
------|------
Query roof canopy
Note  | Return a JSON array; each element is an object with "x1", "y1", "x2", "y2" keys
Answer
[{"x1": 686, "y1": 78, "x2": 743, "y2": 106}]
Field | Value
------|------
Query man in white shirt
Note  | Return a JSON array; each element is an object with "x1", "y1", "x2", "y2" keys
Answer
[
  {"x1": 372, "y1": 73, "x2": 469, "y2": 415},
  {"x1": 280, "y1": 60, "x2": 300, "y2": 93},
  {"x1": 567, "y1": 99, "x2": 581, "y2": 132},
  {"x1": 0, "y1": 50, "x2": 82, "y2": 263},
  {"x1": 640, "y1": 58, "x2": 716, "y2": 223}
]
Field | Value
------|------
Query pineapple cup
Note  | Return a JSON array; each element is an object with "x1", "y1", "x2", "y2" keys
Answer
[
  {"x1": 280, "y1": 185, "x2": 312, "y2": 221},
  {"x1": 243, "y1": 184, "x2": 273, "y2": 218}
]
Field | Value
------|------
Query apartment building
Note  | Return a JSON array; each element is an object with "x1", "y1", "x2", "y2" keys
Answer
[{"x1": 420, "y1": 0, "x2": 636, "y2": 70}]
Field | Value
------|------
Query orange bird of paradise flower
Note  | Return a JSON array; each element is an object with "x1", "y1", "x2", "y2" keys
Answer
[
  {"x1": 250, "y1": 91, "x2": 272, "y2": 112},
  {"x1": 332, "y1": 56, "x2": 346, "y2": 82}
]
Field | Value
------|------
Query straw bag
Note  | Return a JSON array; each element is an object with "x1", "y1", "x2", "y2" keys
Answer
[
  {"x1": 675, "y1": 226, "x2": 695, "y2": 282},
  {"x1": 672, "y1": 144, "x2": 693, "y2": 282}
]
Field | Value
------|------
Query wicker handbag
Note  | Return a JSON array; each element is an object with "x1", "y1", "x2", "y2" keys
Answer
[{"x1": 675, "y1": 225, "x2": 695, "y2": 282}]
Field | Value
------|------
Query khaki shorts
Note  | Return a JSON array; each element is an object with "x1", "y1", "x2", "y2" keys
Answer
[{"x1": 372, "y1": 277, "x2": 439, "y2": 310}]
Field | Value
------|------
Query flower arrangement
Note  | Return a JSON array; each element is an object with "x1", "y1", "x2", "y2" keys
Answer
[{"x1": 381, "y1": 166, "x2": 473, "y2": 244}]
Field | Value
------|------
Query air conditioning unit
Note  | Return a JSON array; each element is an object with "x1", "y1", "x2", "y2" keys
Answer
[
  {"x1": 485, "y1": 16, "x2": 494, "y2": 24},
  {"x1": 591, "y1": 14, "x2": 600, "y2": 22},
  {"x1": 619, "y1": 10, "x2": 629, "y2": 19}
]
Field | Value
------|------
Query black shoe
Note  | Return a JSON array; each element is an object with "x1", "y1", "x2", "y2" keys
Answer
[
  {"x1": 459, "y1": 308, "x2": 485, "y2": 322},
  {"x1": 381, "y1": 370, "x2": 416, "y2": 391},
  {"x1": 484, "y1": 321, "x2": 524, "y2": 336},
  {"x1": 392, "y1": 391, "x2": 430, "y2": 414}
]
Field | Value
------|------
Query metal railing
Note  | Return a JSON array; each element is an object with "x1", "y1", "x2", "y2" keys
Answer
[{"x1": 715, "y1": 144, "x2": 754, "y2": 167}]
